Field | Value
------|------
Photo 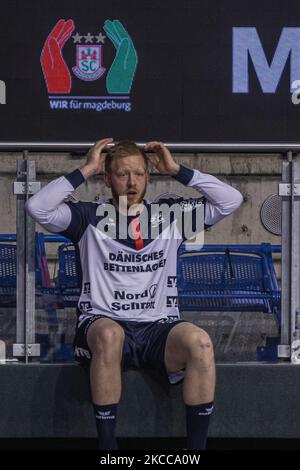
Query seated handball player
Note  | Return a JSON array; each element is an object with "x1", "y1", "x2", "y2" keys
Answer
[{"x1": 25, "y1": 138, "x2": 243, "y2": 450}]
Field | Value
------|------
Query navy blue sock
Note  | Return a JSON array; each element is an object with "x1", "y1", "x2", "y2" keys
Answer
[
  {"x1": 93, "y1": 403, "x2": 118, "y2": 450},
  {"x1": 186, "y1": 401, "x2": 214, "y2": 450}
]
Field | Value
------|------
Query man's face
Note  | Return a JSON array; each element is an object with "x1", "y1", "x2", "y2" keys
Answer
[{"x1": 105, "y1": 154, "x2": 149, "y2": 209}]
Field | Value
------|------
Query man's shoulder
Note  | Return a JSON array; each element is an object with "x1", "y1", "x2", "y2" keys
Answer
[
  {"x1": 63, "y1": 197, "x2": 111, "y2": 220},
  {"x1": 64, "y1": 194, "x2": 109, "y2": 204},
  {"x1": 147, "y1": 195, "x2": 205, "y2": 210},
  {"x1": 63, "y1": 195, "x2": 110, "y2": 206}
]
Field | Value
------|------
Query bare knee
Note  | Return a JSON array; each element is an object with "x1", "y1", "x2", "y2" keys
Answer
[
  {"x1": 87, "y1": 320, "x2": 125, "y2": 358},
  {"x1": 185, "y1": 330, "x2": 214, "y2": 367}
]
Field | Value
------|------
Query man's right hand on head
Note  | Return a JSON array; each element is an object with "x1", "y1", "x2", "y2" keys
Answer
[{"x1": 80, "y1": 138, "x2": 114, "y2": 179}]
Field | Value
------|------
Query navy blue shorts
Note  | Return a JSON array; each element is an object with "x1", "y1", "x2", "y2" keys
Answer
[{"x1": 73, "y1": 315, "x2": 189, "y2": 384}]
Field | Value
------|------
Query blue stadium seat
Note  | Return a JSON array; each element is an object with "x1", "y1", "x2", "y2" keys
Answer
[
  {"x1": 0, "y1": 234, "x2": 45, "y2": 307},
  {"x1": 55, "y1": 240, "x2": 81, "y2": 307},
  {"x1": 0, "y1": 241, "x2": 17, "y2": 307},
  {"x1": 177, "y1": 244, "x2": 281, "y2": 324},
  {"x1": 177, "y1": 243, "x2": 281, "y2": 361}
]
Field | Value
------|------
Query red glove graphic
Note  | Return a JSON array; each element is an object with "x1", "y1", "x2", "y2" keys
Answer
[{"x1": 41, "y1": 19, "x2": 75, "y2": 94}]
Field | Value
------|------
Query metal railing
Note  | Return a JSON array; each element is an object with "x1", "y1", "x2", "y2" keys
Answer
[{"x1": 1, "y1": 142, "x2": 300, "y2": 152}]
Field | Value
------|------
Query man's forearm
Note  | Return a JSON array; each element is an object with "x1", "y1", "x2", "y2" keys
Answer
[
  {"x1": 80, "y1": 164, "x2": 99, "y2": 180},
  {"x1": 168, "y1": 163, "x2": 180, "y2": 176}
]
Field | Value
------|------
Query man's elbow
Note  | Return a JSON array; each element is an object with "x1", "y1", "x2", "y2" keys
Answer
[
  {"x1": 223, "y1": 188, "x2": 243, "y2": 216},
  {"x1": 231, "y1": 189, "x2": 244, "y2": 212},
  {"x1": 24, "y1": 197, "x2": 42, "y2": 221},
  {"x1": 24, "y1": 198, "x2": 35, "y2": 217}
]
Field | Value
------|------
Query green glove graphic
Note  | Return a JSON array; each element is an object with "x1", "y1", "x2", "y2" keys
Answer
[{"x1": 104, "y1": 19, "x2": 138, "y2": 94}]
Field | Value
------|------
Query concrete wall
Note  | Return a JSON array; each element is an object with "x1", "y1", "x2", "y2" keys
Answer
[{"x1": 0, "y1": 150, "x2": 293, "y2": 274}]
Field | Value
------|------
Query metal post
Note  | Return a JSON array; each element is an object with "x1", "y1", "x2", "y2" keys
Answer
[
  {"x1": 278, "y1": 153, "x2": 300, "y2": 360},
  {"x1": 13, "y1": 155, "x2": 40, "y2": 361},
  {"x1": 278, "y1": 155, "x2": 292, "y2": 356},
  {"x1": 290, "y1": 160, "x2": 300, "y2": 362},
  {"x1": 15, "y1": 159, "x2": 26, "y2": 358}
]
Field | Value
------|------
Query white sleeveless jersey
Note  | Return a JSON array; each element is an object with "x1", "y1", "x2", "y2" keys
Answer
[{"x1": 25, "y1": 165, "x2": 243, "y2": 322}]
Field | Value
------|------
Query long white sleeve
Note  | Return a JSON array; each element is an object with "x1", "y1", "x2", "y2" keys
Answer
[
  {"x1": 24, "y1": 169, "x2": 84, "y2": 232},
  {"x1": 188, "y1": 169, "x2": 243, "y2": 225},
  {"x1": 173, "y1": 165, "x2": 243, "y2": 226}
]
